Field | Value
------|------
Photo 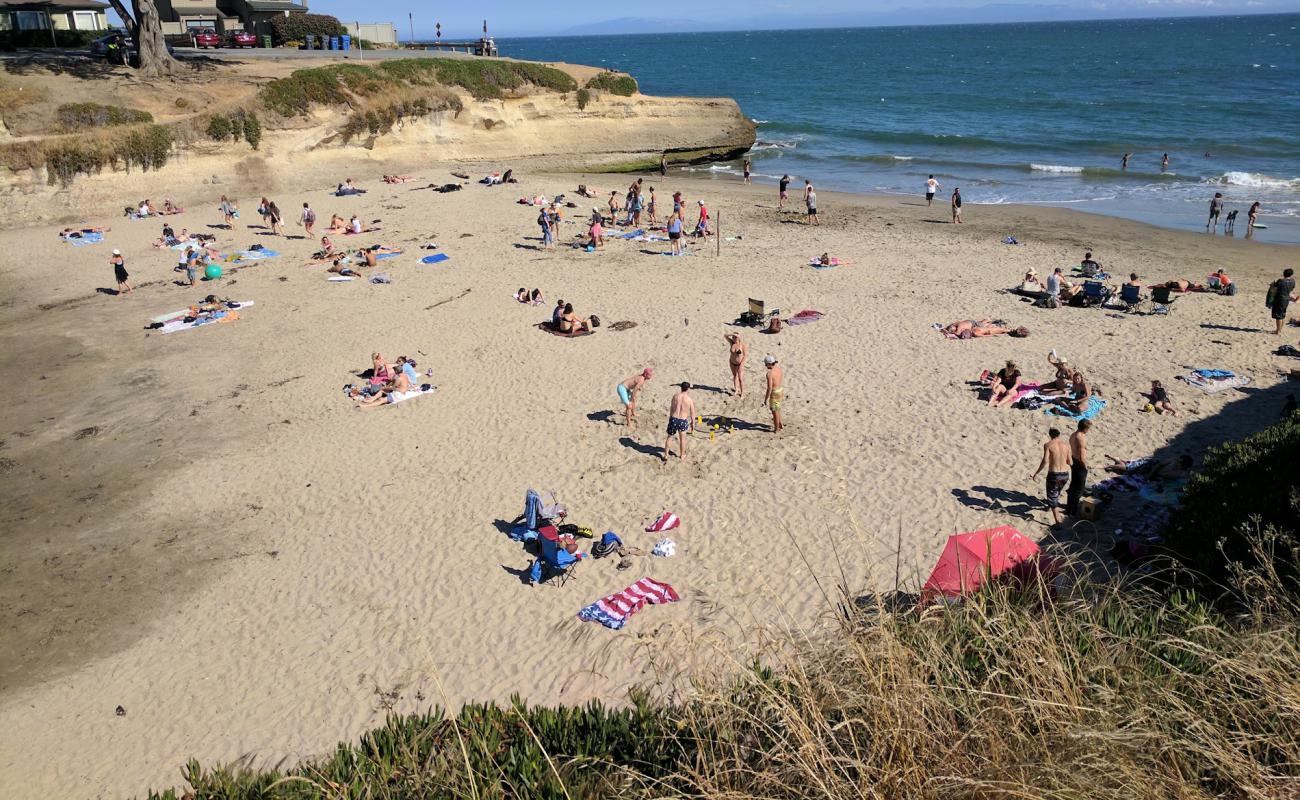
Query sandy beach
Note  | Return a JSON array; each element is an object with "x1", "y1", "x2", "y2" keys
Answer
[{"x1": 0, "y1": 168, "x2": 1295, "y2": 798}]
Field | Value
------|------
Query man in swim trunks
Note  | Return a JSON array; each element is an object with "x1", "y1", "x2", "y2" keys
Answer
[
  {"x1": 763, "y1": 355, "x2": 784, "y2": 432},
  {"x1": 1066, "y1": 419, "x2": 1091, "y2": 515},
  {"x1": 778, "y1": 174, "x2": 791, "y2": 210},
  {"x1": 951, "y1": 187, "x2": 963, "y2": 224},
  {"x1": 618, "y1": 367, "x2": 653, "y2": 427},
  {"x1": 663, "y1": 382, "x2": 696, "y2": 462},
  {"x1": 1207, "y1": 192, "x2": 1223, "y2": 232},
  {"x1": 743, "y1": 158, "x2": 752, "y2": 184},
  {"x1": 356, "y1": 368, "x2": 413, "y2": 409},
  {"x1": 724, "y1": 333, "x2": 748, "y2": 398},
  {"x1": 1032, "y1": 427, "x2": 1073, "y2": 525}
]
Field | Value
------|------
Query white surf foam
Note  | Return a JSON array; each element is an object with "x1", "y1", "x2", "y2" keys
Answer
[{"x1": 1031, "y1": 164, "x2": 1085, "y2": 174}]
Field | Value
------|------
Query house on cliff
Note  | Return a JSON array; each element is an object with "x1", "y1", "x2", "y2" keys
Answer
[{"x1": 0, "y1": 0, "x2": 109, "y2": 32}]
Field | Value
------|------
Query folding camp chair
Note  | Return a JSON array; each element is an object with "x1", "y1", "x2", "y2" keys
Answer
[
  {"x1": 740, "y1": 298, "x2": 781, "y2": 327},
  {"x1": 1150, "y1": 286, "x2": 1178, "y2": 315},
  {"x1": 527, "y1": 525, "x2": 584, "y2": 585},
  {"x1": 1082, "y1": 280, "x2": 1110, "y2": 307},
  {"x1": 510, "y1": 489, "x2": 567, "y2": 542},
  {"x1": 1118, "y1": 283, "x2": 1144, "y2": 313}
]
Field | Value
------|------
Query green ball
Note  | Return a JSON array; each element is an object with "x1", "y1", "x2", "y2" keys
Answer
[{"x1": 204, "y1": 264, "x2": 223, "y2": 280}]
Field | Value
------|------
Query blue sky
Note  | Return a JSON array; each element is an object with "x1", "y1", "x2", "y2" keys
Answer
[{"x1": 306, "y1": 1, "x2": 1300, "y2": 38}]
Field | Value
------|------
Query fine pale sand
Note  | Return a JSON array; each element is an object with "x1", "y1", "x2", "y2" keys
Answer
[{"x1": 0, "y1": 169, "x2": 1295, "y2": 798}]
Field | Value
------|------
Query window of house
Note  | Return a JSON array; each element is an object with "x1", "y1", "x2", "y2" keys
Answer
[
  {"x1": 73, "y1": 11, "x2": 100, "y2": 31},
  {"x1": 184, "y1": 19, "x2": 215, "y2": 31},
  {"x1": 16, "y1": 11, "x2": 49, "y2": 30}
]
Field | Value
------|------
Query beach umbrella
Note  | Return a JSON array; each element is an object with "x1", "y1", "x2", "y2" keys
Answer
[{"x1": 921, "y1": 525, "x2": 1040, "y2": 603}]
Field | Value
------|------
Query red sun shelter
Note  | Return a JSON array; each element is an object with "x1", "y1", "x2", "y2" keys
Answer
[{"x1": 921, "y1": 525, "x2": 1041, "y2": 603}]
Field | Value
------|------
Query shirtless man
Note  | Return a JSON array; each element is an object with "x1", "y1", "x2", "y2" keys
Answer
[
  {"x1": 763, "y1": 356, "x2": 784, "y2": 432},
  {"x1": 663, "y1": 383, "x2": 697, "y2": 462},
  {"x1": 617, "y1": 368, "x2": 653, "y2": 427},
  {"x1": 1066, "y1": 419, "x2": 1091, "y2": 515},
  {"x1": 724, "y1": 333, "x2": 748, "y2": 397},
  {"x1": 356, "y1": 367, "x2": 412, "y2": 409},
  {"x1": 942, "y1": 319, "x2": 1012, "y2": 338},
  {"x1": 1031, "y1": 428, "x2": 1073, "y2": 525}
]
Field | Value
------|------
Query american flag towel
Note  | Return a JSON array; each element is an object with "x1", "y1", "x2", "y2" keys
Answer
[
  {"x1": 645, "y1": 512, "x2": 680, "y2": 532},
  {"x1": 577, "y1": 577, "x2": 680, "y2": 630}
]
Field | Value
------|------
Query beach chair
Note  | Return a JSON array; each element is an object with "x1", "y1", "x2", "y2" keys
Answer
[
  {"x1": 510, "y1": 489, "x2": 567, "y2": 541},
  {"x1": 1082, "y1": 280, "x2": 1110, "y2": 307},
  {"x1": 1150, "y1": 286, "x2": 1178, "y2": 315},
  {"x1": 527, "y1": 525, "x2": 584, "y2": 585},
  {"x1": 1118, "y1": 283, "x2": 1144, "y2": 313},
  {"x1": 740, "y1": 298, "x2": 781, "y2": 327}
]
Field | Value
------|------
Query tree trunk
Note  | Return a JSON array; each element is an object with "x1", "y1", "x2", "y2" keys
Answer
[
  {"x1": 106, "y1": 0, "x2": 137, "y2": 38},
  {"x1": 131, "y1": 0, "x2": 179, "y2": 77}
]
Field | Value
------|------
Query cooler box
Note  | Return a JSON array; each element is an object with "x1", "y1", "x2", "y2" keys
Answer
[{"x1": 1079, "y1": 497, "x2": 1102, "y2": 521}]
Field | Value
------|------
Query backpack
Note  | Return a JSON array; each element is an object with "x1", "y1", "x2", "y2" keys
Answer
[
  {"x1": 1266, "y1": 280, "x2": 1278, "y2": 307},
  {"x1": 537, "y1": 211, "x2": 549, "y2": 226}
]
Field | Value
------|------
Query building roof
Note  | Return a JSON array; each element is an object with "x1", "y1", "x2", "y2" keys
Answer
[
  {"x1": 0, "y1": 0, "x2": 109, "y2": 8},
  {"x1": 245, "y1": 0, "x2": 306, "y2": 11},
  {"x1": 174, "y1": 5, "x2": 220, "y2": 15}
]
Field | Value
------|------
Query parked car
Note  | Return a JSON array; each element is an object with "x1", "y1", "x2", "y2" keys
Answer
[
  {"x1": 192, "y1": 29, "x2": 220, "y2": 49},
  {"x1": 228, "y1": 31, "x2": 258, "y2": 48},
  {"x1": 91, "y1": 31, "x2": 175, "y2": 63},
  {"x1": 90, "y1": 31, "x2": 128, "y2": 58}
]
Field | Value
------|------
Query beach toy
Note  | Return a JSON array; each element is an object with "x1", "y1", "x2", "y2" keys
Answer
[{"x1": 204, "y1": 264, "x2": 222, "y2": 280}]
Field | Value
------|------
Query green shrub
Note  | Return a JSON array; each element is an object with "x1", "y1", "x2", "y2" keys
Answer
[
  {"x1": 205, "y1": 115, "x2": 231, "y2": 141},
  {"x1": 586, "y1": 72, "x2": 638, "y2": 96},
  {"x1": 576, "y1": 87, "x2": 591, "y2": 110},
  {"x1": 241, "y1": 111, "x2": 261, "y2": 150},
  {"x1": 55, "y1": 103, "x2": 152, "y2": 132},
  {"x1": 0, "y1": 29, "x2": 100, "y2": 50},
  {"x1": 269, "y1": 13, "x2": 346, "y2": 46},
  {"x1": 1164, "y1": 410, "x2": 1300, "y2": 585},
  {"x1": 41, "y1": 123, "x2": 172, "y2": 186}
]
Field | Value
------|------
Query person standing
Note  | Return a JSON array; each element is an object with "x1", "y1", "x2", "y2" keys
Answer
[
  {"x1": 925, "y1": 174, "x2": 940, "y2": 207},
  {"x1": 667, "y1": 209, "x2": 684, "y2": 255},
  {"x1": 218, "y1": 195, "x2": 238, "y2": 229},
  {"x1": 951, "y1": 187, "x2": 963, "y2": 224},
  {"x1": 1065, "y1": 419, "x2": 1091, "y2": 516},
  {"x1": 646, "y1": 187, "x2": 658, "y2": 225},
  {"x1": 617, "y1": 368, "x2": 653, "y2": 427},
  {"x1": 663, "y1": 383, "x2": 697, "y2": 462},
  {"x1": 538, "y1": 205, "x2": 554, "y2": 250},
  {"x1": 724, "y1": 333, "x2": 747, "y2": 398},
  {"x1": 1161, "y1": 153, "x2": 1169, "y2": 171},
  {"x1": 743, "y1": 157, "x2": 752, "y2": 184},
  {"x1": 1248, "y1": 200, "x2": 1261, "y2": 229},
  {"x1": 1121, "y1": 152, "x2": 1131, "y2": 170},
  {"x1": 778, "y1": 174, "x2": 791, "y2": 210},
  {"x1": 1031, "y1": 428, "x2": 1072, "y2": 526},
  {"x1": 660, "y1": 153, "x2": 668, "y2": 177},
  {"x1": 300, "y1": 202, "x2": 316, "y2": 237},
  {"x1": 763, "y1": 355, "x2": 785, "y2": 432},
  {"x1": 1207, "y1": 192, "x2": 1224, "y2": 232},
  {"x1": 110, "y1": 248, "x2": 132, "y2": 296},
  {"x1": 804, "y1": 181, "x2": 819, "y2": 226},
  {"x1": 1268, "y1": 268, "x2": 1297, "y2": 335},
  {"x1": 267, "y1": 201, "x2": 284, "y2": 236}
]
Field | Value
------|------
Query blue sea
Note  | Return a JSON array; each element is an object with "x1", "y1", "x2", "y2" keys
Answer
[{"x1": 501, "y1": 15, "x2": 1300, "y2": 242}]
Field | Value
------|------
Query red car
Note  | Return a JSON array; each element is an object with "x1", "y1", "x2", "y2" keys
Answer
[
  {"x1": 192, "y1": 28, "x2": 220, "y2": 49},
  {"x1": 228, "y1": 31, "x2": 258, "y2": 48}
]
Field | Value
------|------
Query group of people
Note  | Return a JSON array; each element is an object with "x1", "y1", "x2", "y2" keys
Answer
[
  {"x1": 1206, "y1": 193, "x2": 1262, "y2": 235},
  {"x1": 344, "y1": 352, "x2": 426, "y2": 409}
]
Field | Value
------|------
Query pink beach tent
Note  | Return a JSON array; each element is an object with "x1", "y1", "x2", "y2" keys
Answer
[{"x1": 921, "y1": 525, "x2": 1041, "y2": 603}]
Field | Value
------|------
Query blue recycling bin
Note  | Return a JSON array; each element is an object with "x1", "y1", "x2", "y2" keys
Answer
[
  {"x1": 327, "y1": 36, "x2": 337, "y2": 50},
  {"x1": 341, "y1": 35, "x2": 351, "y2": 51}
]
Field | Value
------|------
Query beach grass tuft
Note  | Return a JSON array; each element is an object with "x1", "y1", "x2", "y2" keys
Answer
[
  {"x1": 586, "y1": 73, "x2": 638, "y2": 96},
  {"x1": 54, "y1": 102, "x2": 153, "y2": 133}
]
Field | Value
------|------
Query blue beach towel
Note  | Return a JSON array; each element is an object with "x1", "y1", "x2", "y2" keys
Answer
[
  {"x1": 1192, "y1": 368, "x2": 1234, "y2": 379},
  {"x1": 420, "y1": 253, "x2": 450, "y2": 264},
  {"x1": 65, "y1": 232, "x2": 104, "y2": 247},
  {"x1": 373, "y1": 251, "x2": 401, "y2": 261},
  {"x1": 620, "y1": 229, "x2": 646, "y2": 239},
  {"x1": 1044, "y1": 397, "x2": 1107, "y2": 420}
]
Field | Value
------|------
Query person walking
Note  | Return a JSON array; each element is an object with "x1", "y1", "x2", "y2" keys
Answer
[
  {"x1": 267, "y1": 201, "x2": 284, "y2": 236},
  {"x1": 804, "y1": 181, "x2": 819, "y2": 225},
  {"x1": 1031, "y1": 428, "x2": 1072, "y2": 526},
  {"x1": 951, "y1": 187, "x2": 963, "y2": 224},
  {"x1": 925, "y1": 174, "x2": 940, "y2": 207},
  {"x1": 1207, "y1": 192, "x2": 1224, "y2": 232},
  {"x1": 110, "y1": 248, "x2": 132, "y2": 296},
  {"x1": 778, "y1": 174, "x2": 791, "y2": 210},
  {"x1": 1066, "y1": 419, "x2": 1091, "y2": 516},
  {"x1": 300, "y1": 202, "x2": 316, "y2": 237},
  {"x1": 724, "y1": 333, "x2": 747, "y2": 398},
  {"x1": 743, "y1": 157, "x2": 752, "y2": 184},
  {"x1": 1268, "y1": 268, "x2": 1296, "y2": 335},
  {"x1": 763, "y1": 355, "x2": 785, "y2": 432},
  {"x1": 538, "y1": 205, "x2": 554, "y2": 250},
  {"x1": 663, "y1": 383, "x2": 697, "y2": 462}
]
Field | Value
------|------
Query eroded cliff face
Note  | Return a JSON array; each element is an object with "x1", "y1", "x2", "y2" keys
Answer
[{"x1": 0, "y1": 90, "x2": 754, "y2": 223}]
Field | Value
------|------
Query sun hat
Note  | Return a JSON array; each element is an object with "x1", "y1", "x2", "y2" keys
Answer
[{"x1": 112, "y1": 248, "x2": 121, "y2": 255}]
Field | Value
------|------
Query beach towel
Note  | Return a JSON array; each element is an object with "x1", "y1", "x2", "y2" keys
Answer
[
  {"x1": 577, "y1": 577, "x2": 680, "y2": 630},
  {"x1": 620, "y1": 229, "x2": 647, "y2": 239},
  {"x1": 387, "y1": 384, "x2": 436, "y2": 404},
  {"x1": 420, "y1": 253, "x2": 450, "y2": 264},
  {"x1": 1177, "y1": 370, "x2": 1252, "y2": 394},
  {"x1": 645, "y1": 512, "x2": 680, "y2": 532},
  {"x1": 157, "y1": 301, "x2": 254, "y2": 334},
  {"x1": 64, "y1": 232, "x2": 104, "y2": 247},
  {"x1": 372, "y1": 251, "x2": 402, "y2": 261},
  {"x1": 633, "y1": 234, "x2": 669, "y2": 243},
  {"x1": 225, "y1": 248, "x2": 280, "y2": 263},
  {"x1": 785, "y1": 310, "x2": 825, "y2": 326},
  {"x1": 327, "y1": 276, "x2": 355, "y2": 282},
  {"x1": 651, "y1": 539, "x2": 676, "y2": 557},
  {"x1": 1093, "y1": 473, "x2": 1148, "y2": 494},
  {"x1": 1139, "y1": 479, "x2": 1186, "y2": 507},
  {"x1": 1043, "y1": 396, "x2": 1107, "y2": 420},
  {"x1": 536, "y1": 322, "x2": 594, "y2": 338}
]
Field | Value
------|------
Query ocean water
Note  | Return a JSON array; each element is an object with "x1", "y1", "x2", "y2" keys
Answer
[{"x1": 501, "y1": 15, "x2": 1300, "y2": 242}]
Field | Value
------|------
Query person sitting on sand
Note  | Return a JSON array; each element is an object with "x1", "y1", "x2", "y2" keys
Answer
[
  {"x1": 356, "y1": 368, "x2": 413, "y2": 409},
  {"x1": 383, "y1": 175, "x2": 415, "y2": 184},
  {"x1": 516, "y1": 288, "x2": 543, "y2": 305},
  {"x1": 336, "y1": 178, "x2": 364, "y2": 196},
  {"x1": 1207, "y1": 269, "x2": 1233, "y2": 294},
  {"x1": 1050, "y1": 368, "x2": 1092, "y2": 414},
  {"x1": 311, "y1": 236, "x2": 339, "y2": 261},
  {"x1": 576, "y1": 184, "x2": 597, "y2": 198},
  {"x1": 356, "y1": 244, "x2": 401, "y2": 267},
  {"x1": 345, "y1": 354, "x2": 392, "y2": 398},
  {"x1": 943, "y1": 319, "x2": 1013, "y2": 338},
  {"x1": 617, "y1": 367, "x2": 654, "y2": 426},
  {"x1": 327, "y1": 256, "x2": 361, "y2": 278},
  {"x1": 1040, "y1": 352, "x2": 1073, "y2": 397},
  {"x1": 558, "y1": 303, "x2": 592, "y2": 335},
  {"x1": 327, "y1": 215, "x2": 347, "y2": 234},
  {"x1": 152, "y1": 223, "x2": 178, "y2": 248},
  {"x1": 137, "y1": 199, "x2": 157, "y2": 217},
  {"x1": 1146, "y1": 380, "x2": 1177, "y2": 415},
  {"x1": 986, "y1": 360, "x2": 1023, "y2": 407},
  {"x1": 552, "y1": 299, "x2": 566, "y2": 326},
  {"x1": 162, "y1": 198, "x2": 183, "y2": 215},
  {"x1": 349, "y1": 215, "x2": 363, "y2": 235},
  {"x1": 1020, "y1": 267, "x2": 1046, "y2": 293}
]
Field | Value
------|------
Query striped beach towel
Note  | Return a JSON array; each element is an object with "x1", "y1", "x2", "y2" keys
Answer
[
  {"x1": 577, "y1": 577, "x2": 680, "y2": 630},
  {"x1": 645, "y1": 512, "x2": 680, "y2": 532}
]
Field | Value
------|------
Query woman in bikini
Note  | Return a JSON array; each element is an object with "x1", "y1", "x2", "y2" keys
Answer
[
  {"x1": 558, "y1": 303, "x2": 592, "y2": 335},
  {"x1": 725, "y1": 333, "x2": 748, "y2": 398}
]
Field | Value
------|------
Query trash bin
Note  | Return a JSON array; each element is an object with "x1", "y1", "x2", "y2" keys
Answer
[
  {"x1": 327, "y1": 36, "x2": 338, "y2": 50},
  {"x1": 261, "y1": 35, "x2": 270, "y2": 48},
  {"x1": 304, "y1": 34, "x2": 315, "y2": 50},
  {"x1": 341, "y1": 35, "x2": 351, "y2": 51}
]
